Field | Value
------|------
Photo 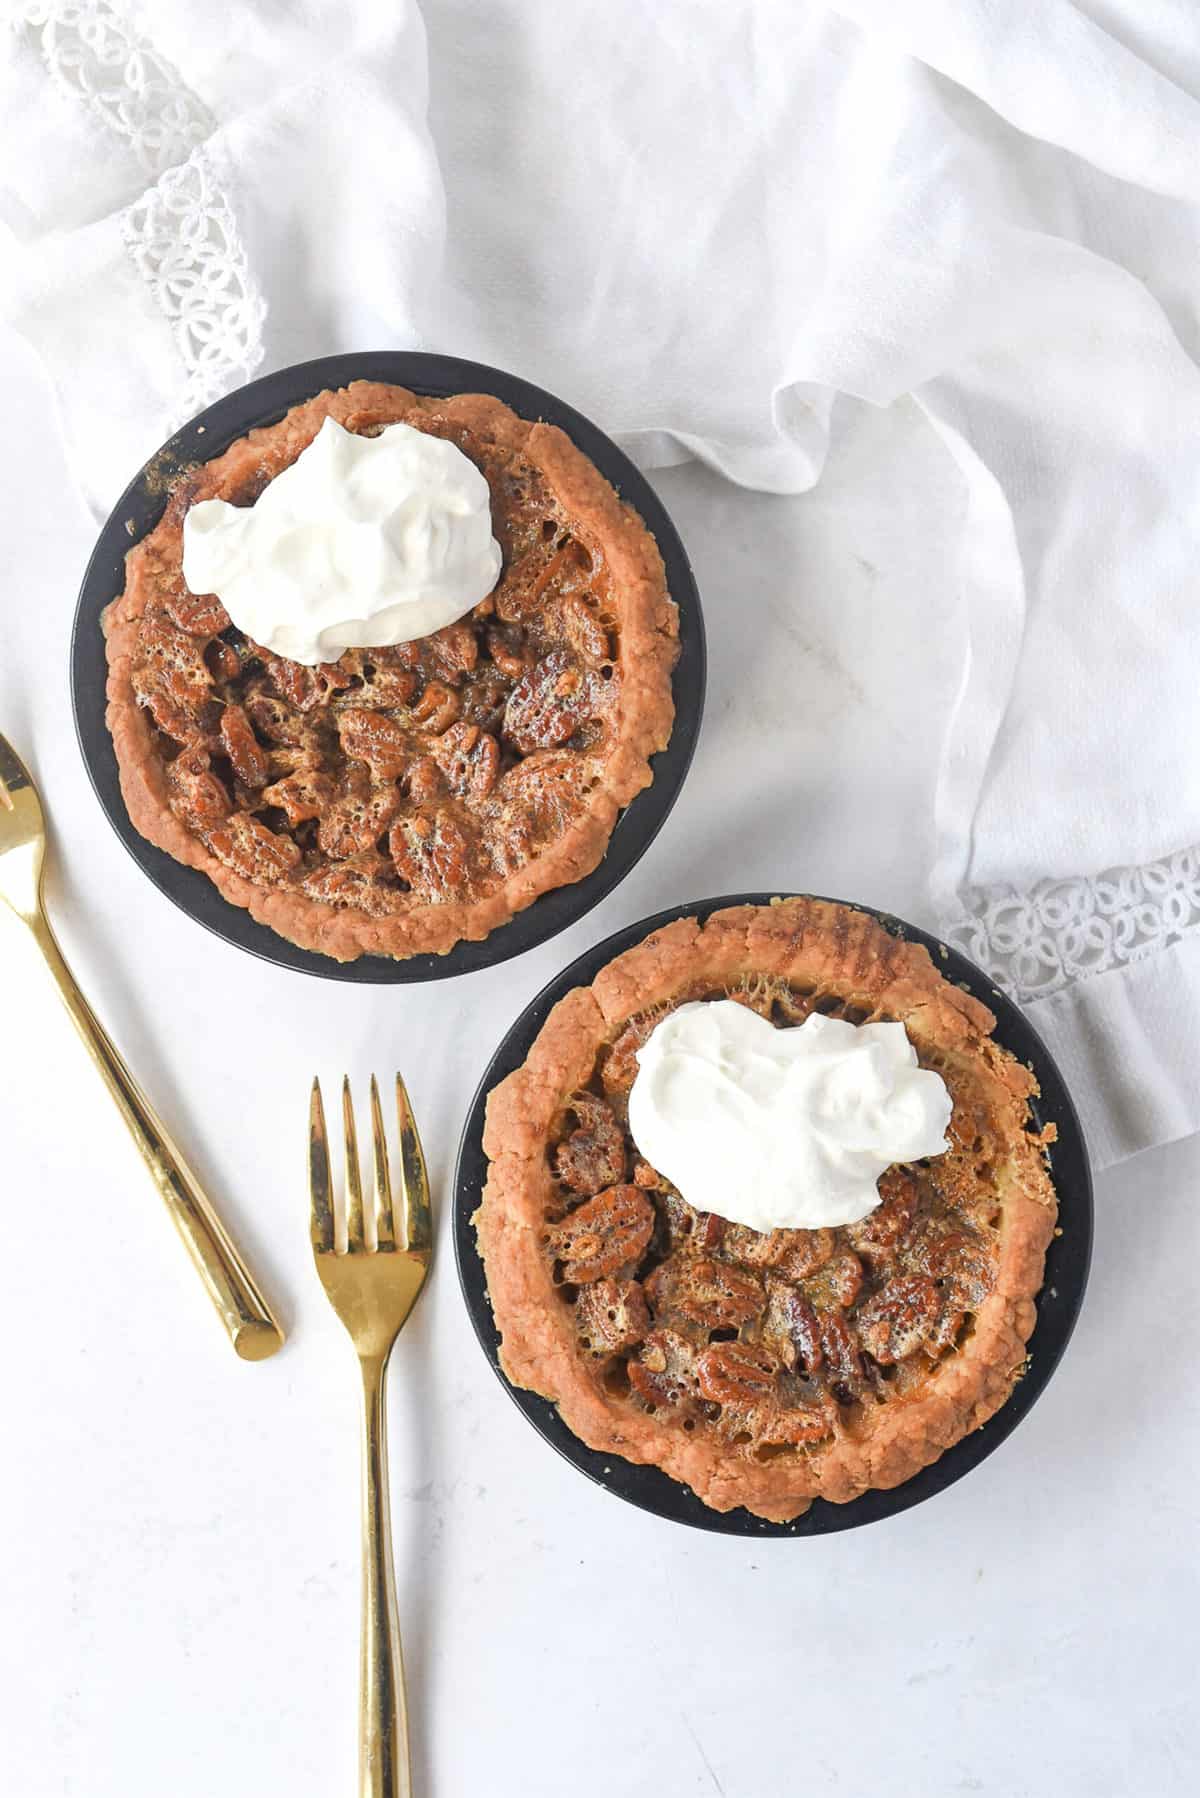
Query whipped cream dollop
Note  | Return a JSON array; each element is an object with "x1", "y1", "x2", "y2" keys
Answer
[
  {"x1": 181, "y1": 417, "x2": 502, "y2": 665},
  {"x1": 627, "y1": 1000, "x2": 953, "y2": 1231}
]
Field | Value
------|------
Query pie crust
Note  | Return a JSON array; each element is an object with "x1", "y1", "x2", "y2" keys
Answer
[
  {"x1": 475, "y1": 898, "x2": 1058, "y2": 1522},
  {"x1": 103, "y1": 382, "x2": 678, "y2": 961}
]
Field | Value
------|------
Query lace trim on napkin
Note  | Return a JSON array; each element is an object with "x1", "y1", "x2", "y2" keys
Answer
[
  {"x1": 18, "y1": 0, "x2": 214, "y2": 174},
  {"x1": 943, "y1": 847, "x2": 1200, "y2": 1003},
  {"x1": 18, "y1": 0, "x2": 266, "y2": 418},
  {"x1": 121, "y1": 150, "x2": 266, "y2": 421}
]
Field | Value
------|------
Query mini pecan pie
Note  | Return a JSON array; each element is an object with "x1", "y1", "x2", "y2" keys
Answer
[
  {"x1": 103, "y1": 382, "x2": 678, "y2": 960},
  {"x1": 475, "y1": 898, "x2": 1058, "y2": 1522}
]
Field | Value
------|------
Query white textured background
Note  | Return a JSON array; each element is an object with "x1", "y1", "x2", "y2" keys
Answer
[{"x1": 1, "y1": 327, "x2": 1196, "y2": 1797}]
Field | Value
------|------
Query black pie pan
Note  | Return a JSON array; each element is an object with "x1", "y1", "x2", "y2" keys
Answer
[
  {"x1": 454, "y1": 892, "x2": 1093, "y2": 1536},
  {"x1": 71, "y1": 352, "x2": 705, "y2": 982}
]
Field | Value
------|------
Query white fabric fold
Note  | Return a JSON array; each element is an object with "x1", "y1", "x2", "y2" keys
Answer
[{"x1": 4, "y1": 0, "x2": 1199, "y2": 1166}]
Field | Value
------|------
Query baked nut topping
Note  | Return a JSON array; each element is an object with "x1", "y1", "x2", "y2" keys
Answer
[
  {"x1": 476, "y1": 898, "x2": 1059, "y2": 1522},
  {"x1": 103, "y1": 382, "x2": 679, "y2": 962}
]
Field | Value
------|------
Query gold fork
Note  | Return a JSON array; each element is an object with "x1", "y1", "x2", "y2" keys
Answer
[
  {"x1": 310, "y1": 1074, "x2": 433, "y2": 1798},
  {"x1": 0, "y1": 730, "x2": 284, "y2": 1359}
]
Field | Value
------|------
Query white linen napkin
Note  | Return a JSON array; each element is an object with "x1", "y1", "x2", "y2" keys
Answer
[{"x1": 4, "y1": 0, "x2": 1199, "y2": 1167}]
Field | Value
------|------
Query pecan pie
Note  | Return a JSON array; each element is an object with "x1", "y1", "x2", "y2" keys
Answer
[
  {"x1": 103, "y1": 383, "x2": 678, "y2": 960},
  {"x1": 475, "y1": 898, "x2": 1058, "y2": 1522}
]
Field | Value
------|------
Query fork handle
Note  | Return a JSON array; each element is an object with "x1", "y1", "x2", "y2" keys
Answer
[
  {"x1": 27, "y1": 910, "x2": 284, "y2": 1361},
  {"x1": 359, "y1": 1351, "x2": 412, "y2": 1798}
]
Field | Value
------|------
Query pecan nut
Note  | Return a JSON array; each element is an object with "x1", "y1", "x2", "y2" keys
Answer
[
  {"x1": 645, "y1": 1256, "x2": 763, "y2": 1328},
  {"x1": 204, "y1": 812, "x2": 300, "y2": 883},
  {"x1": 855, "y1": 1275, "x2": 942, "y2": 1365},
  {"x1": 911, "y1": 1228, "x2": 995, "y2": 1309},
  {"x1": 431, "y1": 722, "x2": 500, "y2": 802},
  {"x1": 165, "y1": 749, "x2": 229, "y2": 832},
  {"x1": 425, "y1": 621, "x2": 479, "y2": 682},
  {"x1": 163, "y1": 586, "x2": 230, "y2": 637},
  {"x1": 553, "y1": 1093, "x2": 627, "y2": 1194},
  {"x1": 317, "y1": 780, "x2": 400, "y2": 860},
  {"x1": 263, "y1": 653, "x2": 351, "y2": 712},
  {"x1": 764, "y1": 1281, "x2": 823, "y2": 1374},
  {"x1": 300, "y1": 853, "x2": 398, "y2": 917},
  {"x1": 574, "y1": 1278, "x2": 651, "y2": 1356},
  {"x1": 503, "y1": 650, "x2": 596, "y2": 754},
  {"x1": 695, "y1": 1341, "x2": 781, "y2": 1405},
  {"x1": 261, "y1": 768, "x2": 337, "y2": 827},
  {"x1": 848, "y1": 1168, "x2": 918, "y2": 1260},
  {"x1": 557, "y1": 591, "x2": 610, "y2": 666},
  {"x1": 546, "y1": 1185, "x2": 655, "y2": 1283},
  {"x1": 219, "y1": 703, "x2": 270, "y2": 790},
  {"x1": 628, "y1": 1328, "x2": 699, "y2": 1410},
  {"x1": 337, "y1": 709, "x2": 410, "y2": 780},
  {"x1": 389, "y1": 810, "x2": 480, "y2": 903},
  {"x1": 753, "y1": 1402, "x2": 834, "y2": 1446},
  {"x1": 818, "y1": 1309, "x2": 864, "y2": 1391},
  {"x1": 410, "y1": 680, "x2": 461, "y2": 733},
  {"x1": 803, "y1": 1251, "x2": 864, "y2": 1311}
]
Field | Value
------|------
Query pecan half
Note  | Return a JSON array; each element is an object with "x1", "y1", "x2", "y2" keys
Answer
[
  {"x1": 300, "y1": 853, "x2": 398, "y2": 917},
  {"x1": 546, "y1": 1185, "x2": 655, "y2": 1283},
  {"x1": 910, "y1": 1228, "x2": 995, "y2": 1309},
  {"x1": 494, "y1": 537, "x2": 591, "y2": 624},
  {"x1": 486, "y1": 750, "x2": 587, "y2": 873},
  {"x1": 425, "y1": 621, "x2": 479, "y2": 682},
  {"x1": 133, "y1": 615, "x2": 214, "y2": 737},
  {"x1": 410, "y1": 681, "x2": 460, "y2": 733},
  {"x1": 724, "y1": 1225, "x2": 834, "y2": 1277},
  {"x1": 553, "y1": 1093, "x2": 627, "y2": 1194},
  {"x1": 204, "y1": 812, "x2": 300, "y2": 883},
  {"x1": 317, "y1": 780, "x2": 400, "y2": 860},
  {"x1": 337, "y1": 709, "x2": 410, "y2": 780},
  {"x1": 263, "y1": 653, "x2": 350, "y2": 712},
  {"x1": 219, "y1": 703, "x2": 269, "y2": 789},
  {"x1": 485, "y1": 623, "x2": 532, "y2": 681},
  {"x1": 574, "y1": 1278, "x2": 651, "y2": 1356},
  {"x1": 503, "y1": 650, "x2": 596, "y2": 753},
  {"x1": 431, "y1": 722, "x2": 500, "y2": 802},
  {"x1": 764, "y1": 1281, "x2": 823, "y2": 1374},
  {"x1": 855, "y1": 1275, "x2": 942, "y2": 1365},
  {"x1": 389, "y1": 810, "x2": 481, "y2": 902},
  {"x1": 645, "y1": 1256, "x2": 763, "y2": 1329},
  {"x1": 557, "y1": 591, "x2": 610, "y2": 666},
  {"x1": 818, "y1": 1309, "x2": 864, "y2": 1392},
  {"x1": 696, "y1": 1341, "x2": 780, "y2": 1405},
  {"x1": 628, "y1": 1328, "x2": 699, "y2": 1410},
  {"x1": 260, "y1": 767, "x2": 337, "y2": 827},
  {"x1": 752, "y1": 1402, "x2": 834, "y2": 1446},
  {"x1": 803, "y1": 1251, "x2": 864, "y2": 1311},
  {"x1": 165, "y1": 748, "x2": 229, "y2": 832},
  {"x1": 774, "y1": 1228, "x2": 837, "y2": 1281},
  {"x1": 244, "y1": 685, "x2": 306, "y2": 746},
  {"x1": 848, "y1": 1168, "x2": 918, "y2": 1261},
  {"x1": 163, "y1": 586, "x2": 230, "y2": 637}
]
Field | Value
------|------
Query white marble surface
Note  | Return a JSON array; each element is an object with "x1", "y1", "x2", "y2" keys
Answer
[{"x1": 1, "y1": 327, "x2": 1196, "y2": 1798}]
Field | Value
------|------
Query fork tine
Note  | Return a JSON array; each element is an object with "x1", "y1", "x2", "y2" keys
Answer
[
  {"x1": 370, "y1": 1075, "x2": 396, "y2": 1248},
  {"x1": 309, "y1": 1078, "x2": 335, "y2": 1253},
  {"x1": 342, "y1": 1077, "x2": 365, "y2": 1251},
  {"x1": 395, "y1": 1072, "x2": 432, "y2": 1256}
]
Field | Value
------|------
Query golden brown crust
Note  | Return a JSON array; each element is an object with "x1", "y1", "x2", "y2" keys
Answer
[
  {"x1": 475, "y1": 898, "x2": 1058, "y2": 1522},
  {"x1": 103, "y1": 382, "x2": 679, "y2": 960}
]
